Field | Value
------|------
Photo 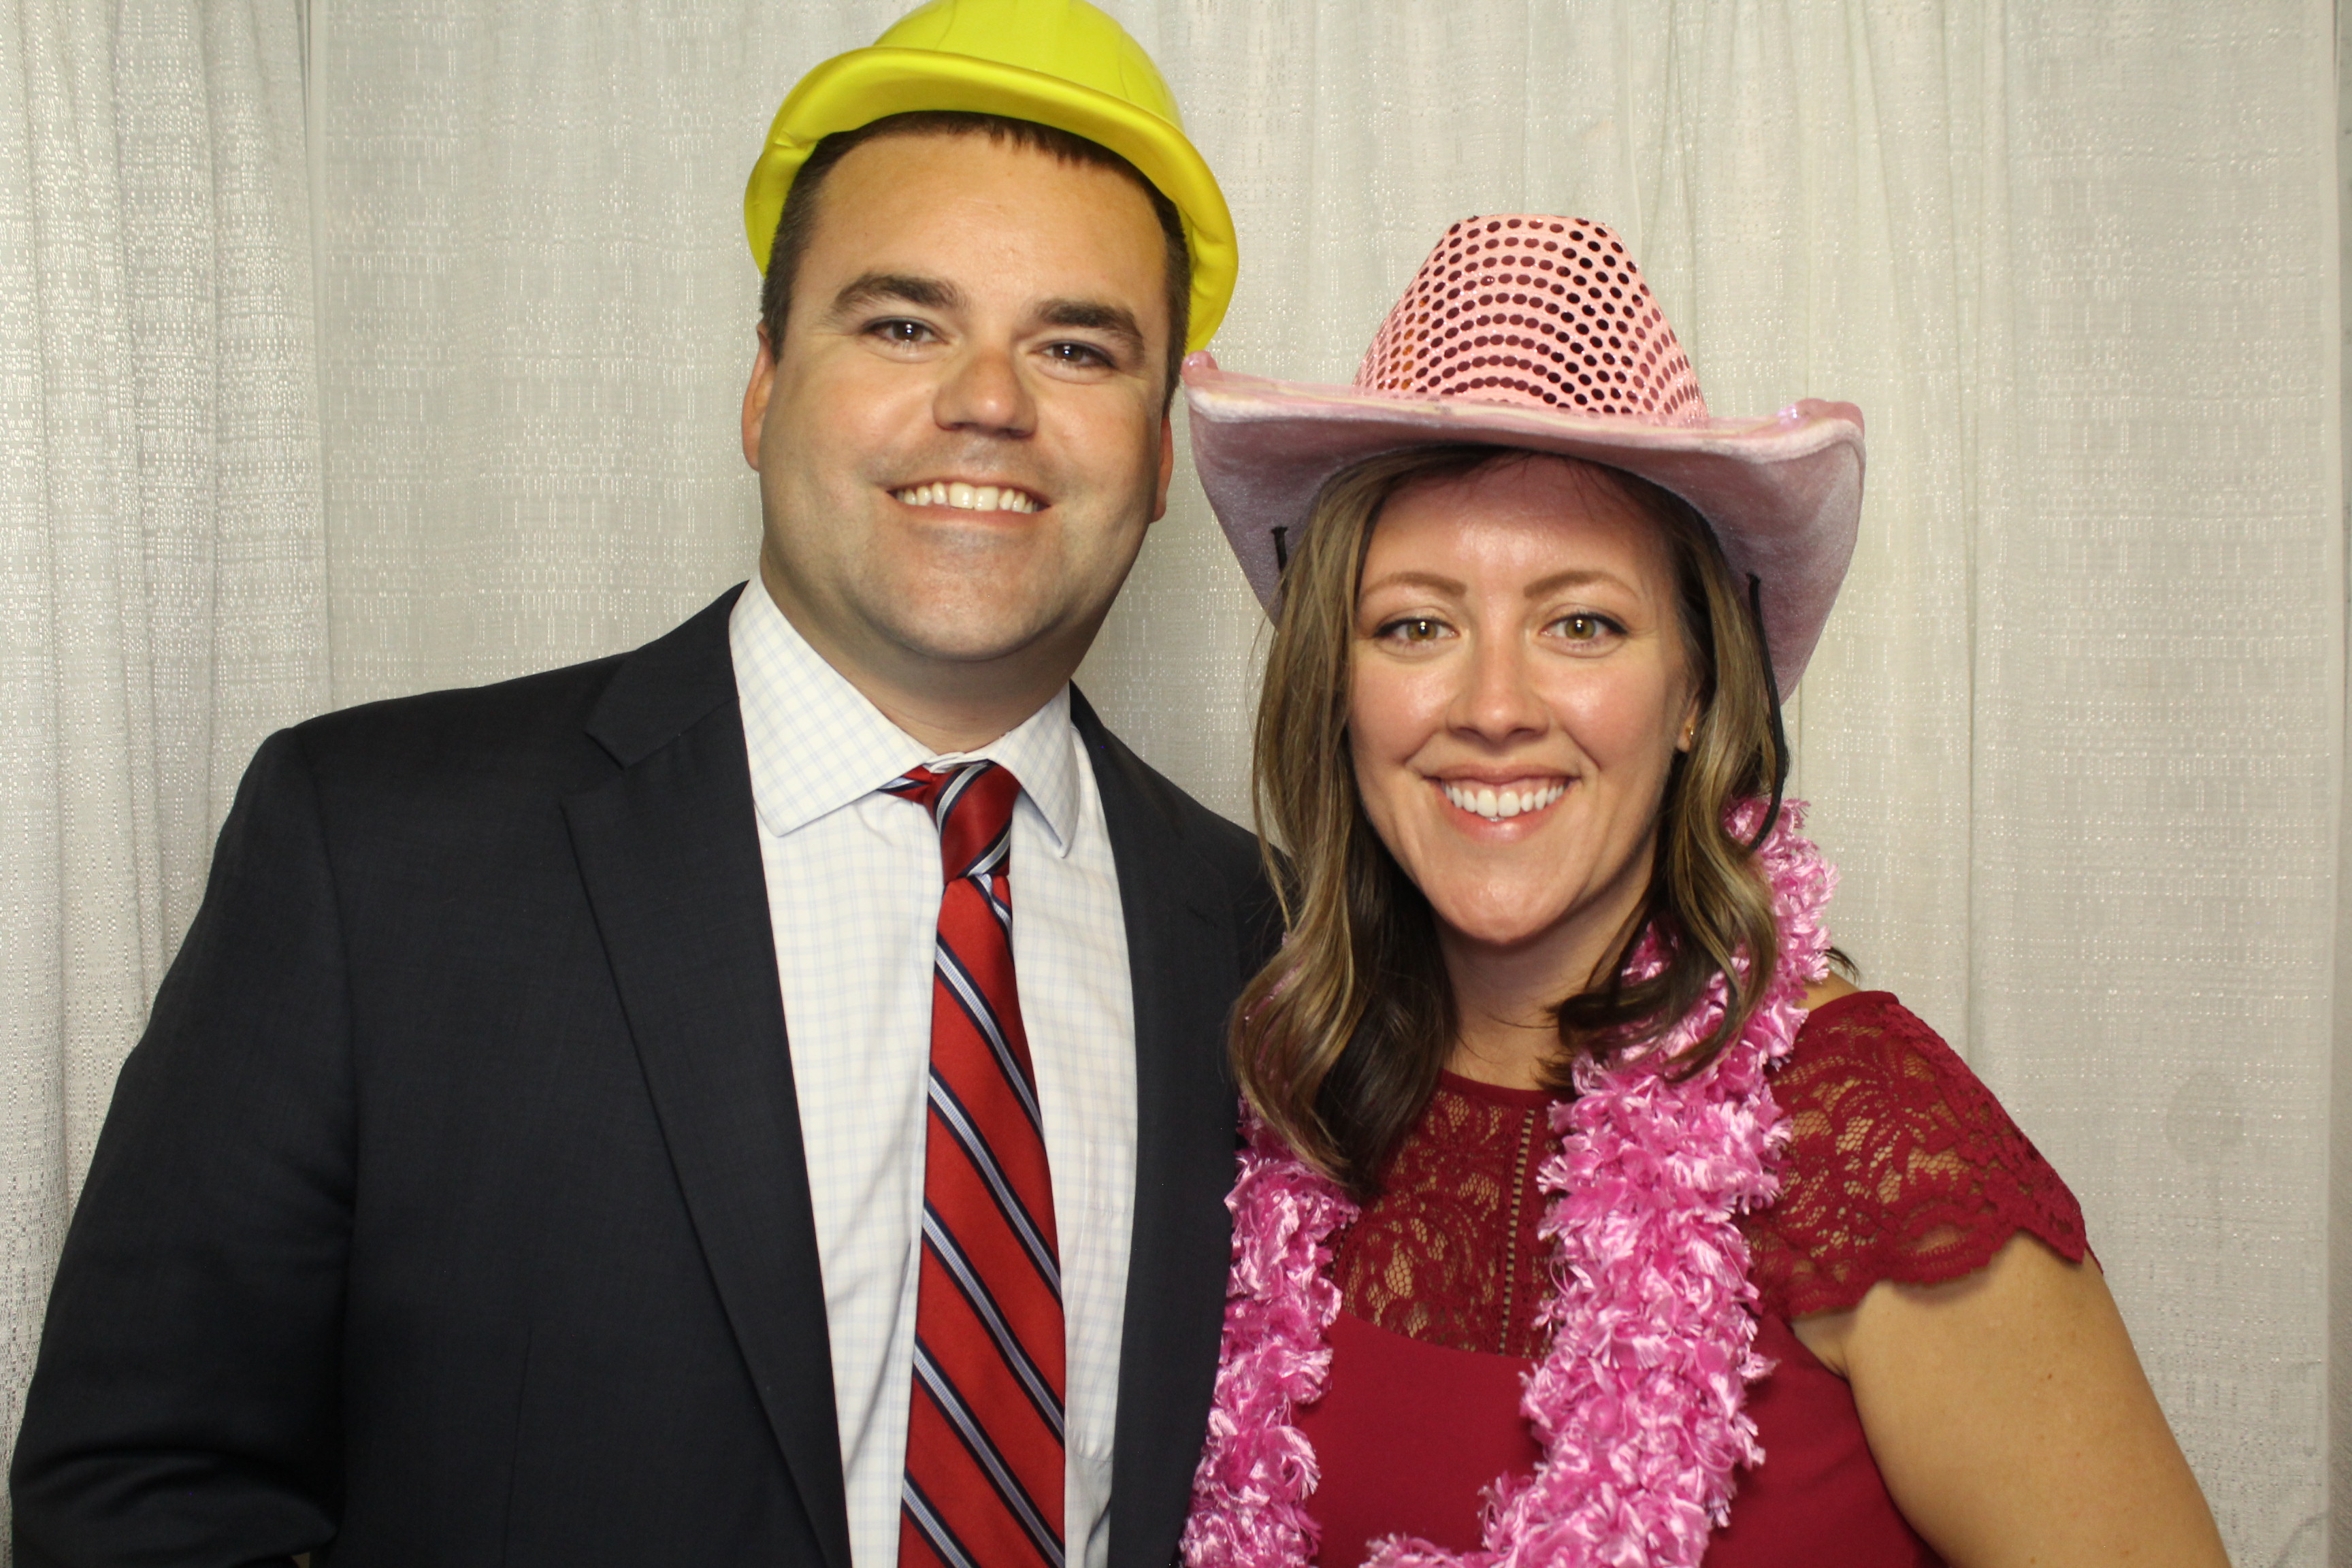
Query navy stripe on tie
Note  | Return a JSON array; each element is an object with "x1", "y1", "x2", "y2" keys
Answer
[
  {"x1": 914, "y1": 1341, "x2": 1066, "y2": 1568},
  {"x1": 928, "y1": 1071, "x2": 1061, "y2": 1296},
  {"x1": 879, "y1": 770, "x2": 938, "y2": 802},
  {"x1": 902, "y1": 1477, "x2": 981, "y2": 1568},
  {"x1": 922, "y1": 1203, "x2": 1065, "y2": 1441},
  {"x1": 963, "y1": 823, "x2": 1011, "y2": 883},
  {"x1": 934, "y1": 937, "x2": 1044, "y2": 1132},
  {"x1": 975, "y1": 873, "x2": 1013, "y2": 934}
]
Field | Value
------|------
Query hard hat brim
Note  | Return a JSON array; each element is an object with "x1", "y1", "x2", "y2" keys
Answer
[{"x1": 745, "y1": 46, "x2": 1236, "y2": 352}]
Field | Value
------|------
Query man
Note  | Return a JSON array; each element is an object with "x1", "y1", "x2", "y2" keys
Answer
[{"x1": 12, "y1": 5, "x2": 1271, "y2": 1566}]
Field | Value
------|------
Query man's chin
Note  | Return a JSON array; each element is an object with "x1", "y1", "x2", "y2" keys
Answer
[{"x1": 865, "y1": 603, "x2": 1071, "y2": 670}]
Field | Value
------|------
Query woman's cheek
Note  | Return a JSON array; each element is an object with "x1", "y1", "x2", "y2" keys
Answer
[
  {"x1": 1543, "y1": 667, "x2": 1669, "y2": 768},
  {"x1": 1349, "y1": 662, "x2": 1433, "y2": 781},
  {"x1": 1348, "y1": 736, "x2": 1419, "y2": 860}
]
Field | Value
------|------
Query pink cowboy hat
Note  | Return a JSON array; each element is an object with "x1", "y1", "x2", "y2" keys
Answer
[{"x1": 1185, "y1": 215, "x2": 1865, "y2": 693}]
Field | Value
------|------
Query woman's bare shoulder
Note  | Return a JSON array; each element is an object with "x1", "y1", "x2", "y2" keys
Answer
[{"x1": 1801, "y1": 971, "x2": 1861, "y2": 1011}]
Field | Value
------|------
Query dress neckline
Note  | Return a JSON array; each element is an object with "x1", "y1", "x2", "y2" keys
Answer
[
  {"x1": 1433, "y1": 990, "x2": 1897, "y2": 1115},
  {"x1": 1433, "y1": 1068, "x2": 1556, "y2": 1111}
]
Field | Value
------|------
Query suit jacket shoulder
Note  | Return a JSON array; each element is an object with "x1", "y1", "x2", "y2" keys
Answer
[{"x1": 287, "y1": 588, "x2": 738, "y2": 806}]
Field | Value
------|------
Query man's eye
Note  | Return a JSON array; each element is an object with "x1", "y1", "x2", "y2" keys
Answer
[
  {"x1": 870, "y1": 319, "x2": 933, "y2": 344},
  {"x1": 1044, "y1": 341, "x2": 1112, "y2": 368}
]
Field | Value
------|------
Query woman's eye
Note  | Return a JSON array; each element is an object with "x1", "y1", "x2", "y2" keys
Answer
[
  {"x1": 1552, "y1": 613, "x2": 1618, "y2": 642},
  {"x1": 1377, "y1": 617, "x2": 1449, "y2": 644}
]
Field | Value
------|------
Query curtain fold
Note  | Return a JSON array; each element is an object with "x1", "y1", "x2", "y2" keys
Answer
[
  {"x1": 1962, "y1": 12, "x2": 2335, "y2": 1555},
  {"x1": 2333, "y1": 1, "x2": 2352, "y2": 1549},
  {"x1": 0, "y1": 0, "x2": 326, "y2": 1530}
]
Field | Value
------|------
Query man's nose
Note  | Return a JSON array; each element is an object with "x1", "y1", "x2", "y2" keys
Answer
[
  {"x1": 1450, "y1": 632, "x2": 1546, "y2": 742},
  {"x1": 934, "y1": 340, "x2": 1036, "y2": 437}
]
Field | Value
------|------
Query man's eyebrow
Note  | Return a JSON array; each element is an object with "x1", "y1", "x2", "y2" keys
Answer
[
  {"x1": 824, "y1": 272, "x2": 966, "y2": 320},
  {"x1": 1036, "y1": 297, "x2": 1146, "y2": 357}
]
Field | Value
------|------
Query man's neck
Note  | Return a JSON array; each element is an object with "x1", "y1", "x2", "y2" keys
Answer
[{"x1": 755, "y1": 566, "x2": 1069, "y2": 754}]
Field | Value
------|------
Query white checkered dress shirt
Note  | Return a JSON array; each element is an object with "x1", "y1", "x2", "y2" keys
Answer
[{"x1": 730, "y1": 582, "x2": 1137, "y2": 1568}]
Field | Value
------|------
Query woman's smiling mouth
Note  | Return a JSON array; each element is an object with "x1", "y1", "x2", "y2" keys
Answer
[{"x1": 1439, "y1": 778, "x2": 1568, "y2": 822}]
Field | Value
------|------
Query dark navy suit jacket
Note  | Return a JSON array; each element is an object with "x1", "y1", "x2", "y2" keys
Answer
[{"x1": 14, "y1": 587, "x2": 1277, "y2": 1568}]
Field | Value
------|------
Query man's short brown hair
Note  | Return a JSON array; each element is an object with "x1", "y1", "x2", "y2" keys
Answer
[{"x1": 757, "y1": 110, "x2": 1192, "y2": 410}]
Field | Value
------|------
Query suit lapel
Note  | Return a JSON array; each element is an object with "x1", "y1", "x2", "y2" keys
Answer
[
  {"x1": 562, "y1": 590, "x2": 854, "y2": 1568},
  {"x1": 1075, "y1": 696, "x2": 1244, "y2": 1568}
]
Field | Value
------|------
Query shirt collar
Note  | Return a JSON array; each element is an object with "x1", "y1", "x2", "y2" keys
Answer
[
  {"x1": 954, "y1": 682, "x2": 1081, "y2": 858},
  {"x1": 729, "y1": 581, "x2": 1081, "y2": 857}
]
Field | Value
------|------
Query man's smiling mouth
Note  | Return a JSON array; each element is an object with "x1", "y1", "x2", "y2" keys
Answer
[{"x1": 891, "y1": 481, "x2": 1043, "y2": 514}]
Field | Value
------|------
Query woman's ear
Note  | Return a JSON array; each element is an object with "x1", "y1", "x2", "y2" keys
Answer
[{"x1": 1676, "y1": 696, "x2": 1701, "y2": 753}]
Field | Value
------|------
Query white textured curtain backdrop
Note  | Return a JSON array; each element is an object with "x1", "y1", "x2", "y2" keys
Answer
[
  {"x1": 319, "y1": 5, "x2": 2339, "y2": 1556},
  {"x1": 2336, "y1": 2, "x2": 2352, "y2": 1554},
  {"x1": 0, "y1": 0, "x2": 2327, "y2": 1560},
  {"x1": 0, "y1": 0, "x2": 327, "y2": 1535}
]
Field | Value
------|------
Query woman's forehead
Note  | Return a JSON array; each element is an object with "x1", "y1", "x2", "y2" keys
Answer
[{"x1": 1369, "y1": 455, "x2": 1675, "y2": 585}]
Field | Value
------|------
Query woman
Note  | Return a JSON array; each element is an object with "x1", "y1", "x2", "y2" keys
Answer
[{"x1": 1177, "y1": 218, "x2": 2226, "y2": 1567}]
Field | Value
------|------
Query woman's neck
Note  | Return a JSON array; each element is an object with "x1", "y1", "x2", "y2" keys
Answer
[
  {"x1": 1440, "y1": 916, "x2": 1627, "y2": 1091},
  {"x1": 1444, "y1": 929, "x2": 1866, "y2": 1091}
]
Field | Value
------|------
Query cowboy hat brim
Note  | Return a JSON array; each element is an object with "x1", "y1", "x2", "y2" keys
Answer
[{"x1": 1184, "y1": 356, "x2": 1865, "y2": 693}]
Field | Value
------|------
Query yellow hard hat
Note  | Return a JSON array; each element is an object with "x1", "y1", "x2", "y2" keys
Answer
[{"x1": 744, "y1": 0, "x2": 1236, "y2": 351}]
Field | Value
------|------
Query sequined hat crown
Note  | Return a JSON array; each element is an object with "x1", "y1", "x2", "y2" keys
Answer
[{"x1": 1354, "y1": 215, "x2": 1705, "y2": 425}]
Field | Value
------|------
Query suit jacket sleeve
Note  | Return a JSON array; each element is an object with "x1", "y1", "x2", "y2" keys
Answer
[{"x1": 14, "y1": 728, "x2": 350, "y2": 1567}]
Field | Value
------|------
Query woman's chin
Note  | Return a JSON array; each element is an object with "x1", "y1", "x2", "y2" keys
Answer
[{"x1": 1426, "y1": 895, "x2": 1571, "y2": 953}]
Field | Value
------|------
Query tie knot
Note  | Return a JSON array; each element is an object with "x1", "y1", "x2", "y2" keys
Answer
[{"x1": 885, "y1": 760, "x2": 1022, "y2": 882}]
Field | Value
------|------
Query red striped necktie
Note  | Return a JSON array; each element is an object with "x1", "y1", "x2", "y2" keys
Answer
[{"x1": 884, "y1": 760, "x2": 1066, "y2": 1568}]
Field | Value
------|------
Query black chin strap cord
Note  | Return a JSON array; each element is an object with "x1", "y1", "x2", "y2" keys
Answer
[{"x1": 1746, "y1": 572, "x2": 1790, "y2": 853}]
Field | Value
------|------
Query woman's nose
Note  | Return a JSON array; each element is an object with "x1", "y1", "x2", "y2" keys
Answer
[{"x1": 1449, "y1": 633, "x2": 1547, "y2": 742}]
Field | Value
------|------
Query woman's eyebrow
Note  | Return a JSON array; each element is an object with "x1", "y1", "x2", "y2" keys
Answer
[
  {"x1": 1523, "y1": 568, "x2": 1631, "y2": 599},
  {"x1": 1359, "y1": 570, "x2": 1467, "y2": 598}
]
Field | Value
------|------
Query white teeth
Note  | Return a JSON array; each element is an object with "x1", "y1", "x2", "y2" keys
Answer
[
  {"x1": 1441, "y1": 781, "x2": 1565, "y2": 821},
  {"x1": 892, "y1": 482, "x2": 1040, "y2": 514}
]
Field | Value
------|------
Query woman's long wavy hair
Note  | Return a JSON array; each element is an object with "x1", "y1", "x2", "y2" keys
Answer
[{"x1": 1233, "y1": 444, "x2": 1788, "y2": 1198}]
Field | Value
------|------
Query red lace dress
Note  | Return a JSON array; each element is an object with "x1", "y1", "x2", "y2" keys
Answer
[{"x1": 1293, "y1": 990, "x2": 2089, "y2": 1567}]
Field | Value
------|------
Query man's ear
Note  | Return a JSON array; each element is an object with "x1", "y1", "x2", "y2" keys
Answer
[
  {"x1": 1150, "y1": 410, "x2": 1175, "y2": 522},
  {"x1": 742, "y1": 323, "x2": 778, "y2": 471}
]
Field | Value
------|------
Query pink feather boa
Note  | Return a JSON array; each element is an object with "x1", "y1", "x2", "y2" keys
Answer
[{"x1": 1182, "y1": 801, "x2": 1835, "y2": 1568}]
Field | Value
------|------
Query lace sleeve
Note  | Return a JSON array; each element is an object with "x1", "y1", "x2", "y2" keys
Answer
[{"x1": 1744, "y1": 992, "x2": 2089, "y2": 1322}]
